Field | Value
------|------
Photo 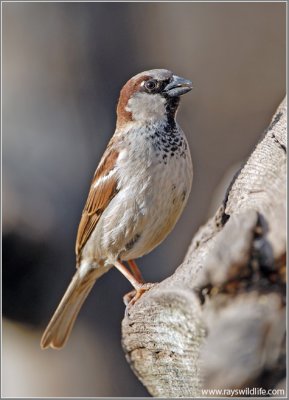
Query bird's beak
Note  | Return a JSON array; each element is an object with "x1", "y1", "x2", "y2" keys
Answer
[{"x1": 164, "y1": 75, "x2": 193, "y2": 97}]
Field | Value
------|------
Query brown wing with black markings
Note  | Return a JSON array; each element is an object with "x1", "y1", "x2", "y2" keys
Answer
[{"x1": 75, "y1": 142, "x2": 119, "y2": 264}]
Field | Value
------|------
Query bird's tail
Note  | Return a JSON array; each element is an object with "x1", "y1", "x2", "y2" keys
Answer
[{"x1": 40, "y1": 266, "x2": 107, "y2": 350}]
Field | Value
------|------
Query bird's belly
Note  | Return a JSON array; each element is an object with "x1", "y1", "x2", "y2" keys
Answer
[
  {"x1": 122, "y1": 192, "x2": 184, "y2": 261},
  {"x1": 120, "y1": 156, "x2": 192, "y2": 260},
  {"x1": 82, "y1": 148, "x2": 192, "y2": 264}
]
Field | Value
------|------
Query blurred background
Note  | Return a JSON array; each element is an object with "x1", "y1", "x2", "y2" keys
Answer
[{"x1": 2, "y1": 1, "x2": 286, "y2": 397}]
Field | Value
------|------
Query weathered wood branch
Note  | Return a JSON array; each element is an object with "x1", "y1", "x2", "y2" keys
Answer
[{"x1": 122, "y1": 98, "x2": 286, "y2": 397}]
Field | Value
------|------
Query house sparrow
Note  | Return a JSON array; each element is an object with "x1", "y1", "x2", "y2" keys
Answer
[{"x1": 41, "y1": 69, "x2": 193, "y2": 349}]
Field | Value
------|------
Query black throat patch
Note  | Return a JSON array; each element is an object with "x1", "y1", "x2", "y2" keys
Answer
[{"x1": 149, "y1": 119, "x2": 187, "y2": 164}]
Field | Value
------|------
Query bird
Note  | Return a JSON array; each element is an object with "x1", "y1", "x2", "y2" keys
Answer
[{"x1": 41, "y1": 69, "x2": 193, "y2": 349}]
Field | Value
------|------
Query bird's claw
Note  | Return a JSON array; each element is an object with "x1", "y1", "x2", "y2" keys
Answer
[{"x1": 123, "y1": 283, "x2": 155, "y2": 306}]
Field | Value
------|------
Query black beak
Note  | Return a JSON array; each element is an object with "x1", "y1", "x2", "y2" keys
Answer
[{"x1": 164, "y1": 75, "x2": 193, "y2": 97}]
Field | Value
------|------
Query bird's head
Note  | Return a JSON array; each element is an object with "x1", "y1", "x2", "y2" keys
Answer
[{"x1": 116, "y1": 69, "x2": 192, "y2": 127}]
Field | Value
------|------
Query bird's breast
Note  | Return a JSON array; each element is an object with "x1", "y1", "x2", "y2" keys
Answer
[
  {"x1": 113, "y1": 123, "x2": 193, "y2": 259},
  {"x1": 84, "y1": 122, "x2": 193, "y2": 263}
]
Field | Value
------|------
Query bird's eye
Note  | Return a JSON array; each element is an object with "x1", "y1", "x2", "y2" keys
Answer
[{"x1": 144, "y1": 79, "x2": 158, "y2": 91}]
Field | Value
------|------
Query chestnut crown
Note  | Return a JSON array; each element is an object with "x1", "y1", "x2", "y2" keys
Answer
[{"x1": 116, "y1": 69, "x2": 192, "y2": 127}]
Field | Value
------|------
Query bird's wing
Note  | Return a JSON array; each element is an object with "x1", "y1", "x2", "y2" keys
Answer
[{"x1": 75, "y1": 142, "x2": 119, "y2": 262}]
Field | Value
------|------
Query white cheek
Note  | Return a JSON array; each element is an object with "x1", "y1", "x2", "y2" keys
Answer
[{"x1": 126, "y1": 93, "x2": 166, "y2": 121}]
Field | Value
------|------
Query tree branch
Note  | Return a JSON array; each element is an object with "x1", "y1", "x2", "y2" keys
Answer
[{"x1": 122, "y1": 98, "x2": 286, "y2": 397}]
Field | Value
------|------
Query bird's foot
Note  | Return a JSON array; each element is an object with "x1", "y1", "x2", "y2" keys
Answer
[{"x1": 123, "y1": 283, "x2": 156, "y2": 306}]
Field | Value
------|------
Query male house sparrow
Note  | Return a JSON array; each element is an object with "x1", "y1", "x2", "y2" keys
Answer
[{"x1": 41, "y1": 69, "x2": 193, "y2": 349}]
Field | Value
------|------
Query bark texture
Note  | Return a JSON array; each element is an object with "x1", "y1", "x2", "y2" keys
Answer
[{"x1": 122, "y1": 98, "x2": 286, "y2": 397}]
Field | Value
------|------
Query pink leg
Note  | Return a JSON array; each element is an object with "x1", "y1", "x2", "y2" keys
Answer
[
  {"x1": 127, "y1": 260, "x2": 144, "y2": 283},
  {"x1": 114, "y1": 260, "x2": 154, "y2": 305},
  {"x1": 114, "y1": 260, "x2": 143, "y2": 290}
]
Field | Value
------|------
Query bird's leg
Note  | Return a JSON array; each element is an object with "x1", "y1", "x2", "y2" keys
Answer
[
  {"x1": 114, "y1": 260, "x2": 154, "y2": 306},
  {"x1": 114, "y1": 260, "x2": 143, "y2": 289},
  {"x1": 127, "y1": 260, "x2": 144, "y2": 283}
]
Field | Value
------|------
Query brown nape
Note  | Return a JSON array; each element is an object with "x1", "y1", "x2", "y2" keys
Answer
[{"x1": 116, "y1": 75, "x2": 150, "y2": 127}]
